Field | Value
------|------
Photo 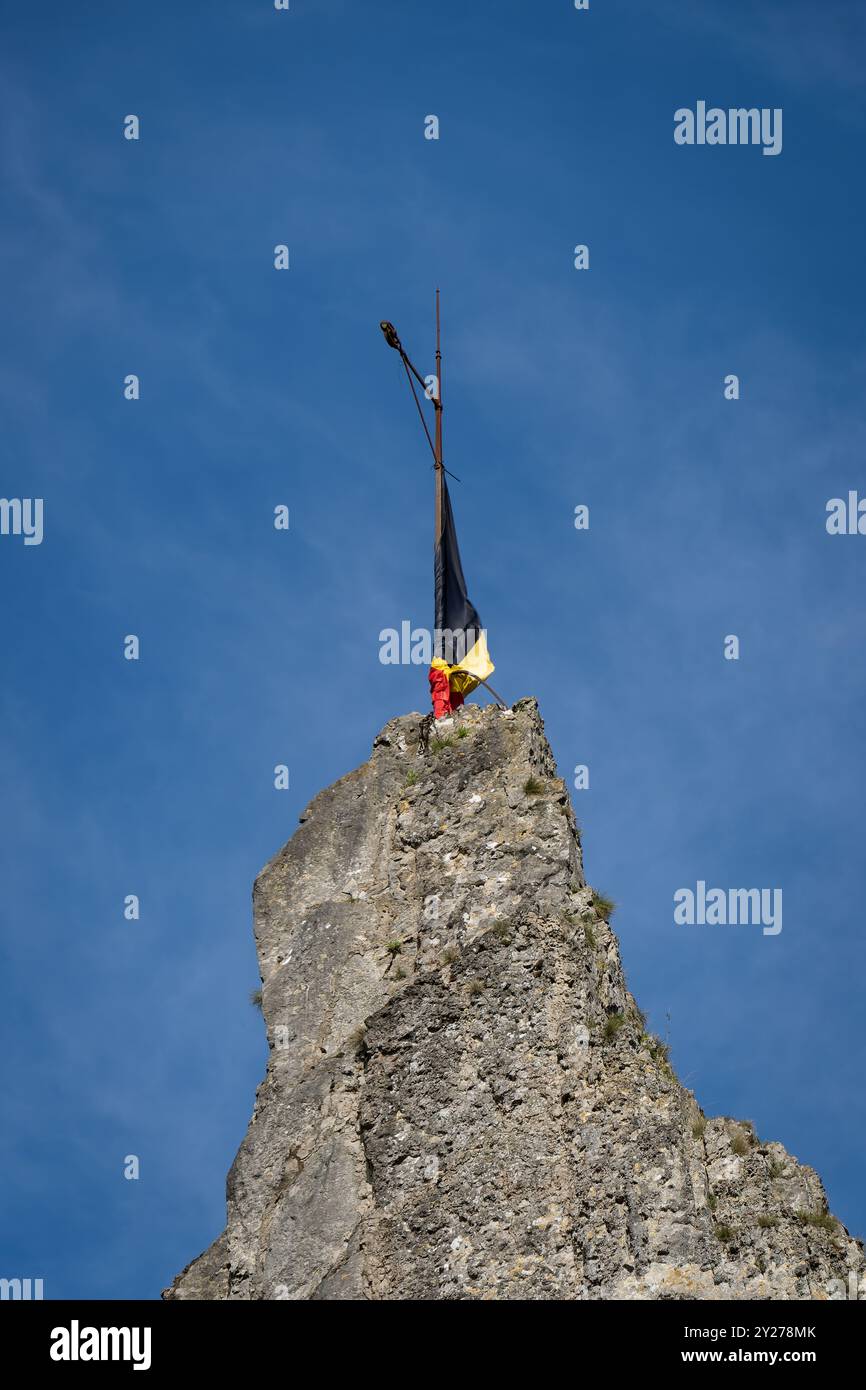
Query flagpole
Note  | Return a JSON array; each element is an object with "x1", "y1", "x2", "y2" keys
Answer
[
  {"x1": 378, "y1": 300, "x2": 507, "y2": 710},
  {"x1": 434, "y1": 288, "x2": 443, "y2": 549}
]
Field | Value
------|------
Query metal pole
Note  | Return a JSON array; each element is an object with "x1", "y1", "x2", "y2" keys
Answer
[{"x1": 434, "y1": 288, "x2": 443, "y2": 547}]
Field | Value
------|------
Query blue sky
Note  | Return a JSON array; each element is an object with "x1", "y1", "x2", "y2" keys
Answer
[{"x1": 1, "y1": 0, "x2": 864, "y2": 1298}]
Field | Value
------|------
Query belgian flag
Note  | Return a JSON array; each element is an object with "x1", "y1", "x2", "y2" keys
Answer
[{"x1": 430, "y1": 473, "x2": 494, "y2": 712}]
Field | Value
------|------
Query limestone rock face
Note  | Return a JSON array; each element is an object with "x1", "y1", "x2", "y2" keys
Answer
[{"x1": 165, "y1": 700, "x2": 863, "y2": 1301}]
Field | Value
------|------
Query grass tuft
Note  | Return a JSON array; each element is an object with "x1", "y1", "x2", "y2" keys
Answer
[
  {"x1": 591, "y1": 891, "x2": 616, "y2": 920},
  {"x1": 603, "y1": 1012, "x2": 625, "y2": 1042},
  {"x1": 796, "y1": 1209, "x2": 837, "y2": 1233}
]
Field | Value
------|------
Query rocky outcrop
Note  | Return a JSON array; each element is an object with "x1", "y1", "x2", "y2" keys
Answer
[{"x1": 165, "y1": 700, "x2": 863, "y2": 1300}]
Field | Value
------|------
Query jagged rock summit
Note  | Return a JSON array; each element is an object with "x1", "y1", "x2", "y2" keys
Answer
[{"x1": 166, "y1": 700, "x2": 863, "y2": 1301}]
